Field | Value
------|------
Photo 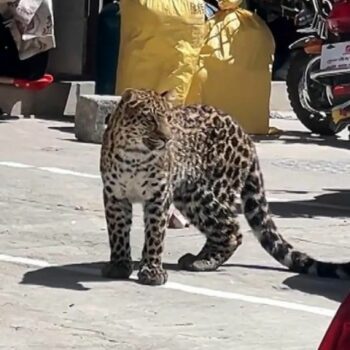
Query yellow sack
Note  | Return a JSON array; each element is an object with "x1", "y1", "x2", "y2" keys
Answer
[
  {"x1": 116, "y1": 0, "x2": 206, "y2": 105},
  {"x1": 218, "y1": 0, "x2": 242, "y2": 10},
  {"x1": 186, "y1": 9, "x2": 275, "y2": 134}
]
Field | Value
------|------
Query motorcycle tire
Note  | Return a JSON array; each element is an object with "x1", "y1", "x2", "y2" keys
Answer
[{"x1": 286, "y1": 50, "x2": 335, "y2": 136}]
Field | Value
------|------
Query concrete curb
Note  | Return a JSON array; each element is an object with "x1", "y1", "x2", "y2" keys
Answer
[
  {"x1": 270, "y1": 81, "x2": 291, "y2": 112},
  {"x1": 74, "y1": 94, "x2": 121, "y2": 144}
]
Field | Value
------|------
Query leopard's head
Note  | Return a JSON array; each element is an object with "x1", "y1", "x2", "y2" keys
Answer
[{"x1": 116, "y1": 88, "x2": 176, "y2": 152}]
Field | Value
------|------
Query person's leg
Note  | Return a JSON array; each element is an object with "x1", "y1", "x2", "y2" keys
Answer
[
  {"x1": 16, "y1": 51, "x2": 49, "y2": 80},
  {"x1": 167, "y1": 204, "x2": 189, "y2": 229},
  {"x1": 0, "y1": 14, "x2": 49, "y2": 80},
  {"x1": 0, "y1": 15, "x2": 21, "y2": 77}
]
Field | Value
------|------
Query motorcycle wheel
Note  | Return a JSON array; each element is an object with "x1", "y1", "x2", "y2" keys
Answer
[{"x1": 286, "y1": 50, "x2": 335, "y2": 136}]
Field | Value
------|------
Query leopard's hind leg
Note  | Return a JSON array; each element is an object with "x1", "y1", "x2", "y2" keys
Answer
[{"x1": 174, "y1": 183, "x2": 242, "y2": 271}]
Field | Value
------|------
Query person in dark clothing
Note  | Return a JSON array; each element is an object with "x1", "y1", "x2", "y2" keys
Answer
[
  {"x1": 0, "y1": 0, "x2": 55, "y2": 81},
  {"x1": 0, "y1": 15, "x2": 48, "y2": 80}
]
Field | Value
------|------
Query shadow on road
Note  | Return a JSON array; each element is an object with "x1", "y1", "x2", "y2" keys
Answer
[
  {"x1": 219, "y1": 263, "x2": 350, "y2": 302},
  {"x1": 49, "y1": 126, "x2": 75, "y2": 134},
  {"x1": 21, "y1": 260, "x2": 288, "y2": 291},
  {"x1": 20, "y1": 260, "x2": 188, "y2": 291},
  {"x1": 283, "y1": 274, "x2": 350, "y2": 302},
  {"x1": 21, "y1": 262, "x2": 118, "y2": 291},
  {"x1": 253, "y1": 130, "x2": 350, "y2": 151},
  {"x1": 19, "y1": 260, "x2": 184, "y2": 291},
  {"x1": 0, "y1": 115, "x2": 20, "y2": 123},
  {"x1": 21, "y1": 261, "x2": 350, "y2": 303},
  {"x1": 23, "y1": 259, "x2": 345, "y2": 299},
  {"x1": 269, "y1": 189, "x2": 350, "y2": 218}
]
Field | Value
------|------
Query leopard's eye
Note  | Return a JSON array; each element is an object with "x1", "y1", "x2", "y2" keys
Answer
[{"x1": 140, "y1": 117, "x2": 156, "y2": 132}]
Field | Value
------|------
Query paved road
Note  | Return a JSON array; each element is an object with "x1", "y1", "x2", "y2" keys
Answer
[{"x1": 0, "y1": 115, "x2": 350, "y2": 349}]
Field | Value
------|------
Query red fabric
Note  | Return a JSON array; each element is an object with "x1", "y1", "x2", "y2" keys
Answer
[
  {"x1": 13, "y1": 74, "x2": 53, "y2": 90},
  {"x1": 319, "y1": 294, "x2": 350, "y2": 350}
]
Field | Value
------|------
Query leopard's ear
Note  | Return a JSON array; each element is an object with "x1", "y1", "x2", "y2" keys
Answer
[
  {"x1": 160, "y1": 89, "x2": 177, "y2": 104},
  {"x1": 122, "y1": 88, "x2": 135, "y2": 101}
]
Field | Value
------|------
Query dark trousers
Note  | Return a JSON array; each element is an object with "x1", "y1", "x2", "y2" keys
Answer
[{"x1": 0, "y1": 14, "x2": 48, "y2": 80}]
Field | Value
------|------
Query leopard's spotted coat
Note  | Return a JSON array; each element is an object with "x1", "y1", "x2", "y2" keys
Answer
[{"x1": 100, "y1": 88, "x2": 350, "y2": 285}]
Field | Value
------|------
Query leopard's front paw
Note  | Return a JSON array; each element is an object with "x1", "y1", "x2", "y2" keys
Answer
[
  {"x1": 137, "y1": 264, "x2": 168, "y2": 286},
  {"x1": 102, "y1": 260, "x2": 133, "y2": 279}
]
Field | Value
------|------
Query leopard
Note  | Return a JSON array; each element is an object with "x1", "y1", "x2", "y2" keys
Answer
[{"x1": 100, "y1": 87, "x2": 350, "y2": 286}]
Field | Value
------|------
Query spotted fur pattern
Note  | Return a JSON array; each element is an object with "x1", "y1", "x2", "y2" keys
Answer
[{"x1": 100, "y1": 88, "x2": 350, "y2": 285}]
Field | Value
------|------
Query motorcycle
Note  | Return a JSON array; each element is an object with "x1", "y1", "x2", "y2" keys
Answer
[
  {"x1": 287, "y1": 0, "x2": 350, "y2": 135},
  {"x1": 250, "y1": 0, "x2": 350, "y2": 136}
]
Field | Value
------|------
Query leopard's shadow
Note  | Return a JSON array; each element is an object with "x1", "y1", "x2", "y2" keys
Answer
[
  {"x1": 20, "y1": 260, "x2": 350, "y2": 302},
  {"x1": 20, "y1": 261, "x2": 181, "y2": 291},
  {"x1": 21, "y1": 262, "x2": 114, "y2": 291},
  {"x1": 282, "y1": 274, "x2": 350, "y2": 303},
  {"x1": 20, "y1": 260, "x2": 284, "y2": 291}
]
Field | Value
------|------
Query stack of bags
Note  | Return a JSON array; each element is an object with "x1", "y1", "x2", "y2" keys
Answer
[{"x1": 116, "y1": 0, "x2": 275, "y2": 135}]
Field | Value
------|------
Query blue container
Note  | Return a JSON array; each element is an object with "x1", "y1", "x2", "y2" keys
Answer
[
  {"x1": 96, "y1": 1, "x2": 120, "y2": 95},
  {"x1": 205, "y1": 1, "x2": 219, "y2": 20}
]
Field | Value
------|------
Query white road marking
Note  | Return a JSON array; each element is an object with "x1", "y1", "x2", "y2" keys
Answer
[
  {"x1": 0, "y1": 254, "x2": 51, "y2": 267},
  {"x1": 0, "y1": 253, "x2": 336, "y2": 318},
  {"x1": 162, "y1": 282, "x2": 335, "y2": 317},
  {"x1": 0, "y1": 160, "x2": 349, "y2": 211},
  {"x1": 38, "y1": 167, "x2": 99, "y2": 179},
  {"x1": 0, "y1": 161, "x2": 100, "y2": 179},
  {"x1": 0, "y1": 161, "x2": 33, "y2": 168}
]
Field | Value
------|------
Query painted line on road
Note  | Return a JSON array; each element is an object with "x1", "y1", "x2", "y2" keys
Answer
[
  {"x1": 162, "y1": 282, "x2": 335, "y2": 317},
  {"x1": 38, "y1": 167, "x2": 99, "y2": 179},
  {"x1": 0, "y1": 161, "x2": 100, "y2": 179},
  {"x1": 0, "y1": 253, "x2": 336, "y2": 318},
  {"x1": 0, "y1": 254, "x2": 51, "y2": 267},
  {"x1": 0, "y1": 160, "x2": 349, "y2": 212}
]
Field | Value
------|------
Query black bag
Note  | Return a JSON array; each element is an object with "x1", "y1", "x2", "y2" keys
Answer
[{"x1": 0, "y1": 14, "x2": 49, "y2": 80}]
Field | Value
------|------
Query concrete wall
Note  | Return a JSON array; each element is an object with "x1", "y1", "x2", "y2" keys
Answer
[{"x1": 47, "y1": 0, "x2": 102, "y2": 80}]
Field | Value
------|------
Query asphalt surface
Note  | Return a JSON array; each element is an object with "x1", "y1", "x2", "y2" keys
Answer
[{"x1": 0, "y1": 115, "x2": 350, "y2": 349}]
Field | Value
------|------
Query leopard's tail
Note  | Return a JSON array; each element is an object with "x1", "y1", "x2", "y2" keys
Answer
[{"x1": 241, "y1": 157, "x2": 350, "y2": 279}]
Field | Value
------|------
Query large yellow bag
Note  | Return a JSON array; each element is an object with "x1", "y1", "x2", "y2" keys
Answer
[
  {"x1": 186, "y1": 7, "x2": 275, "y2": 134},
  {"x1": 116, "y1": 0, "x2": 206, "y2": 105}
]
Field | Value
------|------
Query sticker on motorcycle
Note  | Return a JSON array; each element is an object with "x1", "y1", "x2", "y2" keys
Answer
[{"x1": 320, "y1": 42, "x2": 350, "y2": 71}]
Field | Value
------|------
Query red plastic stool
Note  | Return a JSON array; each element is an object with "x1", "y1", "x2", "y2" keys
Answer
[
  {"x1": 0, "y1": 74, "x2": 54, "y2": 90},
  {"x1": 319, "y1": 294, "x2": 350, "y2": 350}
]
